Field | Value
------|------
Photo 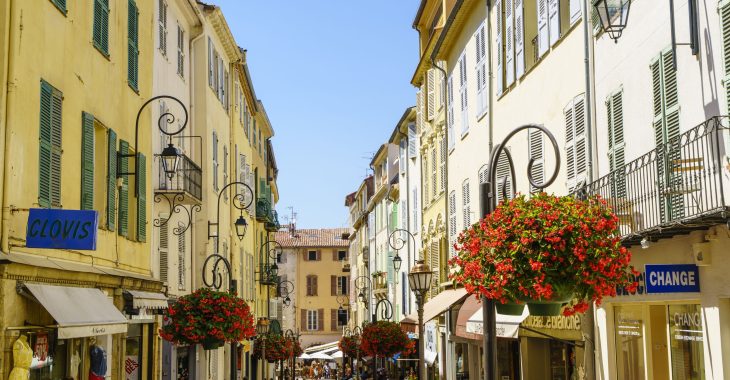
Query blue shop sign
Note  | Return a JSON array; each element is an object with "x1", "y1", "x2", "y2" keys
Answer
[
  {"x1": 26, "y1": 208, "x2": 98, "y2": 250},
  {"x1": 645, "y1": 264, "x2": 700, "y2": 294}
]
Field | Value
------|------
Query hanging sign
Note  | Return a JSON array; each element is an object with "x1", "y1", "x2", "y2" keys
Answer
[
  {"x1": 34, "y1": 332, "x2": 49, "y2": 361},
  {"x1": 424, "y1": 322, "x2": 437, "y2": 365},
  {"x1": 645, "y1": 264, "x2": 700, "y2": 294},
  {"x1": 26, "y1": 208, "x2": 98, "y2": 250}
]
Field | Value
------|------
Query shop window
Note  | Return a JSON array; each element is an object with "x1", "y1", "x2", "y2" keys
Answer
[
  {"x1": 614, "y1": 305, "x2": 645, "y2": 380},
  {"x1": 126, "y1": 324, "x2": 143, "y2": 380},
  {"x1": 668, "y1": 304, "x2": 705, "y2": 380}
]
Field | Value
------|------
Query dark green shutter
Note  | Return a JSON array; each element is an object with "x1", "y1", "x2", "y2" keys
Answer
[
  {"x1": 119, "y1": 140, "x2": 129, "y2": 237},
  {"x1": 50, "y1": 85, "x2": 62, "y2": 208},
  {"x1": 107, "y1": 129, "x2": 117, "y2": 230},
  {"x1": 721, "y1": 1, "x2": 730, "y2": 114},
  {"x1": 607, "y1": 91, "x2": 626, "y2": 198},
  {"x1": 136, "y1": 152, "x2": 146, "y2": 242},
  {"x1": 81, "y1": 112, "x2": 95, "y2": 210},
  {"x1": 39, "y1": 81, "x2": 53, "y2": 208},
  {"x1": 93, "y1": 0, "x2": 109, "y2": 55},
  {"x1": 51, "y1": 0, "x2": 67, "y2": 14},
  {"x1": 127, "y1": 0, "x2": 139, "y2": 91}
]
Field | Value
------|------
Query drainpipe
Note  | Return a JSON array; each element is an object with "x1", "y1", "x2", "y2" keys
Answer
[
  {"x1": 188, "y1": 20, "x2": 204, "y2": 293},
  {"x1": 398, "y1": 128, "x2": 412, "y2": 314},
  {"x1": 486, "y1": 0, "x2": 494, "y2": 152},
  {"x1": 581, "y1": 1, "x2": 597, "y2": 378},
  {"x1": 1, "y1": 0, "x2": 18, "y2": 255}
]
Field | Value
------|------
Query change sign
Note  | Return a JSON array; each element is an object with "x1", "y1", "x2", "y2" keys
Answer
[
  {"x1": 26, "y1": 208, "x2": 98, "y2": 250},
  {"x1": 645, "y1": 264, "x2": 700, "y2": 294}
]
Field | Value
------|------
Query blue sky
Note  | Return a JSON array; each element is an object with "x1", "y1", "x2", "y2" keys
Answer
[{"x1": 214, "y1": 1, "x2": 418, "y2": 229}]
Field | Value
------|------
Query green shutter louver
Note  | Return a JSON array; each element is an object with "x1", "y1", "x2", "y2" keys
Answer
[
  {"x1": 39, "y1": 80, "x2": 62, "y2": 208},
  {"x1": 107, "y1": 129, "x2": 117, "y2": 230},
  {"x1": 721, "y1": 1, "x2": 730, "y2": 114},
  {"x1": 119, "y1": 140, "x2": 129, "y2": 237},
  {"x1": 128, "y1": 0, "x2": 139, "y2": 91},
  {"x1": 51, "y1": 0, "x2": 67, "y2": 14},
  {"x1": 93, "y1": 0, "x2": 110, "y2": 55},
  {"x1": 81, "y1": 112, "x2": 95, "y2": 210},
  {"x1": 136, "y1": 152, "x2": 146, "y2": 242},
  {"x1": 607, "y1": 91, "x2": 626, "y2": 198}
]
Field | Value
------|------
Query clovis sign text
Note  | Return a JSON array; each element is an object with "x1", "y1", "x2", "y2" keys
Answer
[{"x1": 26, "y1": 208, "x2": 98, "y2": 250}]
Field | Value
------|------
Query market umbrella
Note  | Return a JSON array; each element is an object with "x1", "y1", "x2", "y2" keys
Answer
[
  {"x1": 309, "y1": 351, "x2": 333, "y2": 360},
  {"x1": 330, "y1": 350, "x2": 343, "y2": 359},
  {"x1": 298, "y1": 352, "x2": 311, "y2": 360}
]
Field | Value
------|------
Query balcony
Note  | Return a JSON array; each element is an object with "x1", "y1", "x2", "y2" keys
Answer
[
  {"x1": 256, "y1": 197, "x2": 271, "y2": 222},
  {"x1": 155, "y1": 154, "x2": 202, "y2": 203},
  {"x1": 579, "y1": 116, "x2": 729, "y2": 246},
  {"x1": 265, "y1": 210, "x2": 280, "y2": 232},
  {"x1": 372, "y1": 272, "x2": 388, "y2": 299},
  {"x1": 259, "y1": 263, "x2": 278, "y2": 285}
]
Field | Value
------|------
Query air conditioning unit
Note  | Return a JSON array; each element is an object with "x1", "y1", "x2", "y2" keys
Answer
[{"x1": 692, "y1": 242, "x2": 712, "y2": 266}]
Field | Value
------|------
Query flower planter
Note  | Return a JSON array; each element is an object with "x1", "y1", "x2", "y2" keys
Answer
[
  {"x1": 495, "y1": 302, "x2": 525, "y2": 316},
  {"x1": 202, "y1": 338, "x2": 225, "y2": 350}
]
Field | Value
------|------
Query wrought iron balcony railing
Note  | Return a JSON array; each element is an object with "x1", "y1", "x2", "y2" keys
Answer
[
  {"x1": 155, "y1": 154, "x2": 202, "y2": 202},
  {"x1": 265, "y1": 209, "x2": 280, "y2": 232},
  {"x1": 256, "y1": 197, "x2": 271, "y2": 222},
  {"x1": 579, "y1": 116, "x2": 729, "y2": 246},
  {"x1": 259, "y1": 263, "x2": 278, "y2": 285}
]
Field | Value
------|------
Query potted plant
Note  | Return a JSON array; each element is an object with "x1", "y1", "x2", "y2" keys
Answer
[
  {"x1": 360, "y1": 321, "x2": 415, "y2": 358},
  {"x1": 159, "y1": 288, "x2": 256, "y2": 350},
  {"x1": 450, "y1": 193, "x2": 638, "y2": 316}
]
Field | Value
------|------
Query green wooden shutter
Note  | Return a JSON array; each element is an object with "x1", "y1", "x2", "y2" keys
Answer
[
  {"x1": 39, "y1": 81, "x2": 53, "y2": 208},
  {"x1": 51, "y1": 0, "x2": 67, "y2": 14},
  {"x1": 119, "y1": 140, "x2": 129, "y2": 237},
  {"x1": 93, "y1": 0, "x2": 109, "y2": 55},
  {"x1": 136, "y1": 152, "x2": 146, "y2": 242},
  {"x1": 107, "y1": 129, "x2": 117, "y2": 230},
  {"x1": 721, "y1": 1, "x2": 730, "y2": 114},
  {"x1": 607, "y1": 91, "x2": 626, "y2": 198},
  {"x1": 128, "y1": 0, "x2": 139, "y2": 91},
  {"x1": 81, "y1": 112, "x2": 95, "y2": 210}
]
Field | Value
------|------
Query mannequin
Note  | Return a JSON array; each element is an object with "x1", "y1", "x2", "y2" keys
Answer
[
  {"x1": 9, "y1": 335, "x2": 32, "y2": 380},
  {"x1": 89, "y1": 337, "x2": 107, "y2": 380},
  {"x1": 70, "y1": 340, "x2": 82, "y2": 380}
]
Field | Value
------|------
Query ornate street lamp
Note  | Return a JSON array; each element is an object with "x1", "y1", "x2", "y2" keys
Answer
[
  {"x1": 408, "y1": 259, "x2": 432, "y2": 380},
  {"x1": 207, "y1": 181, "x2": 254, "y2": 253},
  {"x1": 593, "y1": 0, "x2": 631, "y2": 42},
  {"x1": 392, "y1": 254, "x2": 402, "y2": 272},
  {"x1": 234, "y1": 214, "x2": 248, "y2": 240},
  {"x1": 159, "y1": 143, "x2": 181, "y2": 179},
  {"x1": 354, "y1": 276, "x2": 372, "y2": 312}
]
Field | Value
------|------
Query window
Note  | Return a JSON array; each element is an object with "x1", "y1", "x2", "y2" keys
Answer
[
  {"x1": 607, "y1": 90, "x2": 626, "y2": 198},
  {"x1": 447, "y1": 74, "x2": 455, "y2": 148},
  {"x1": 39, "y1": 80, "x2": 62, "y2": 209},
  {"x1": 475, "y1": 23, "x2": 488, "y2": 117},
  {"x1": 93, "y1": 0, "x2": 110, "y2": 56},
  {"x1": 118, "y1": 140, "x2": 130, "y2": 237},
  {"x1": 159, "y1": 219, "x2": 169, "y2": 283},
  {"x1": 564, "y1": 94, "x2": 587, "y2": 193},
  {"x1": 462, "y1": 180, "x2": 471, "y2": 229},
  {"x1": 306, "y1": 275, "x2": 318, "y2": 296},
  {"x1": 222, "y1": 145, "x2": 228, "y2": 200},
  {"x1": 412, "y1": 188, "x2": 418, "y2": 230},
  {"x1": 127, "y1": 0, "x2": 139, "y2": 92},
  {"x1": 177, "y1": 25, "x2": 185, "y2": 77},
  {"x1": 106, "y1": 129, "x2": 117, "y2": 230},
  {"x1": 614, "y1": 305, "x2": 645, "y2": 380},
  {"x1": 722, "y1": 2, "x2": 730, "y2": 115},
  {"x1": 81, "y1": 112, "x2": 95, "y2": 211},
  {"x1": 306, "y1": 310, "x2": 318, "y2": 331},
  {"x1": 212, "y1": 131, "x2": 218, "y2": 191},
  {"x1": 495, "y1": 150, "x2": 514, "y2": 203},
  {"x1": 458, "y1": 53, "x2": 469, "y2": 135},
  {"x1": 208, "y1": 37, "x2": 214, "y2": 87},
  {"x1": 408, "y1": 123, "x2": 417, "y2": 158},
  {"x1": 158, "y1": 0, "x2": 168, "y2": 56},
  {"x1": 668, "y1": 304, "x2": 705, "y2": 379},
  {"x1": 427, "y1": 69, "x2": 436, "y2": 121},
  {"x1": 337, "y1": 309, "x2": 349, "y2": 327},
  {"x1": 399, "y1": 140, "x2": 406, "y2": 174},
  {"x1": 422, "y1": 153, "x2": 429, "y2": 205},
  {"x1": 528, "y1": 128, "x2": 544, "y2": 192},
  {"x1": 337, "y1": 276, "x2": 348, "y2": 296},
  {"x1": 416, "y1": 88, "x2": 423, "y2": 134},
  {"x1": 431, "y1": 147, "x2": 437, "y2": 197},
  {"x1": 449, "y1": 191, "x2": 457, "y2": 256},
  {"x1": 337, "y1": 250, "x2": 347, "y2": 261},
  {"x1": 440, "y1": 137, "x2": 446, "y2": 192},
  {"x1": 308, "y1": 250, "x2": 318, "y2": 261},
  {"x1": 177, "y1": 228, "x2": 185, "y2": 290}
]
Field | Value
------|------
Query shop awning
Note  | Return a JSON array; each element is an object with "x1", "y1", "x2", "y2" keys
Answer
[
  {"x1": 465, "y1": 306, "x2": 529, "y2": 339},
  {"x1": 455, "y1": 295, "x2": 482, "y2": 340},
  {"x1": 124, "y1": 290, "x2": 168, "y2": 309},
  {"x1": 401, "y1": 288, "x2": 469, "y2": 333},
  {"x1": 23, "y1": 283, "x2": 127, "y2": 339}
]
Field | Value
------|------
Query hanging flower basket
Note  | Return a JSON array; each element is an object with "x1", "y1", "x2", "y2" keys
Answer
[
  {"x1": 159, "y1": 288, "x2": 255, "y2": 350},
  {"x1": 288, "y1": 337, "x2": 303, "y2": 359},
  {"x1": 450, "y1": 193, "x2": 638, "y2": 316},
  {"x1": 360, "y1": 321, "x2": 415, "y2": 358},
  {"x1": 253, "y1": 334, "x2": 289, "y2": 362},
  {"x1": 338, "y1": 335, "x2": 360, "y2": 358}
]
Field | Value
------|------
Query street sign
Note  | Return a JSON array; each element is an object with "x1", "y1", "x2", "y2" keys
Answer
[
  {"x1": 645, "y1": 264, "x2": 700, "y2": 294},
  {"x1": 26, "y1": 208, "x2": 98, "y2": 250}
]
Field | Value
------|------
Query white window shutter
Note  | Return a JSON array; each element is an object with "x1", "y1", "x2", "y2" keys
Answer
[
  {"x1": 570, "y1": 0, "x2": 582, "y2": 25},
  {"x1": 460, "y1": 54, "x2": 469, "y2": 135},
  {"x1": 412, "y1": 189, "x2": 418, "y2": 230},
  {"x1": 496, "y1": 150, "x2": 514, "y2": 203},
  {"x1": 514, "y1": 0, "x2": 525, "y2": 78},
  {"x1": 408, "y1": 123, "x2": 417, "y2": 158},
  {"x1": 495, "y1": 0, "x2": 504, "y2": 96},
  {"x1": 537, "y1": 0, "x2": 549, "y2": 57},
  {"x1": 427, "y1": 69, "x2": 435, "y2": 120},
  {"x1": 462, "y1": 180, "x2": 471, "y2": 228},
  {"x1": 416, "y1": 89, "x2": 424, "y2": 133},
  {"x1": 436, "y1": 61, "x2": 445, "y2": 109},
  {"x1": 548, "y1": 0, "x2": 560, "y2": 46},
  {"x1": 564, "y1": 99, "x2": 577, "y2": 192},
  {"x1": 528, "y1": 128, "x2": 544, "y2": 191},
  {"x1": 574, "y1": 95, "x2": 587, "y2": 187},
  {"x1": 505, "y1": 0, "x2": 515, "y2": 86},
  {"x1": 447, "y1": 75, "x2": 455, "y2": 148}
]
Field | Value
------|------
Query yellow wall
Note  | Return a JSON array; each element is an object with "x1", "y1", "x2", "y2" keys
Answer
[{"x1": 2, "y1": 0, "x2": 154, "y2": 274}]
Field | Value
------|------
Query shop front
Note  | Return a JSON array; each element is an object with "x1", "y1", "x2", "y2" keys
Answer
[
  {"x1": 123, "y1": 290, "x2": 168, "y2": 380},
  {"x1": 595, "y1": 230, "x2": 730, "y2": 380}
]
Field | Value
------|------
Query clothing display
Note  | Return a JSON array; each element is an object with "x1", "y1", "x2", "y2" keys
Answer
[
  {"x1": 9, "y1": 335, "x2": 32, "y2": 380},
  {"x1": 90, "y1": 344, "x2": 108, "y2": 379}
]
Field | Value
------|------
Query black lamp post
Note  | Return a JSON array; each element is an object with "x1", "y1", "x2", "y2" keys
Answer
[
  {"x1": 392, "y1": 254, "x2": 402, "y2": 272},
  {"x1": 593, "y1": 0, "x2": 631, "y2": 42},
  {"x1": 479, "y1": 124, "x2": 560, "y2": 380},
  {"x1": 207, "y1": 181, "x2": 254, "y2": 254},
  {"x1": 408, "y1": 259, "x2": 433, "y2": 380},
  {"x1": 256, "y1": 317, "x2": 270, "y2": 380},
  {"x1": 234, "y1": 215, "x2": 248, "y2": 241},
  {"x1": 354, "y1": 276, "x2": 372, "y2": 315}
]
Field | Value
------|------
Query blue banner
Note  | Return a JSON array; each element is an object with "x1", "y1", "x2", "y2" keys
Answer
[
  {"x1": 645, "y1": 264, "x2": 700, "y2": 294},
  {"x1": 26, "y1": 208, "x2": 98, "y2": 250}
]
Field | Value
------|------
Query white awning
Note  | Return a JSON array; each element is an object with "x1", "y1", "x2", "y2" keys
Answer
[
  {"x1": 466, "y1": 307, "x2": 529, "y2": 339},
  {"x1": 124, "y1": 290, "x2": 168, "y2": 309},
  {"x1": 24, "y1": 283, "x2": 128, "y2": 339}
]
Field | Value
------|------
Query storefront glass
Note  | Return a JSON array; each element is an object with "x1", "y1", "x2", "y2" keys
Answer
[
  {"x1": 668, "y1": 304, "x2": 705, "y2": 380},
  {"x1": 126, "y1": 324, "x2": 143, "y2": 380},
  {"x1": 177, "y1": 347, "x2": 190, "y2": 380},
  {"x1": 497, "y1": 339, "x2": 520, "y2": 380},
  {"x1": 28, "y1": 332, "x2": 67, "y2": 380},
  {"x1": 614, "y1": 305, "x2": 645, "y2": 380}
]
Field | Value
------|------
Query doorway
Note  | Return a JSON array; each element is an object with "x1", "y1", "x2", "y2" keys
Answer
[{"x1": 649, "y1": 305, "x2": 670, "y2": 380}]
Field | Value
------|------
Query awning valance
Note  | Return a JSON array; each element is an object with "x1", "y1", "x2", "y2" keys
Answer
[
  {"x1": 23, "y1": 283, "x2": 127, "y2": 339},
  {"x1": 401, "y1": 288, "x2": 468, "y2": 333},
  {"x1": 465, "y1": 306, "x2": 529, "y2": 339},
  {"x1": 124, "y1": 290, "x2": 168, "y2": 310}
]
